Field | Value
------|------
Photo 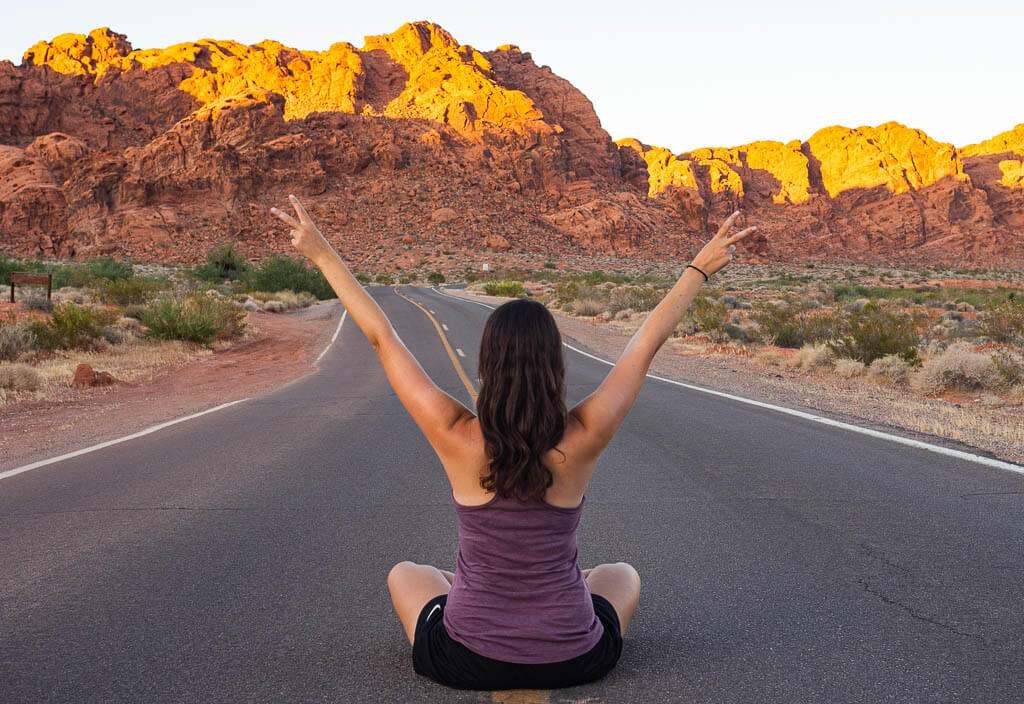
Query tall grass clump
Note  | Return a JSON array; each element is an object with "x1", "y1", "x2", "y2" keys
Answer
[
  {"x1": 0, "y1": 363, "x2": 41, "y2": 391},
  {"x1": 483, "y1": 280, "x2": 524, "y2": 297},
  {"x1": 245, "y1": 256, "x2": 334, "y2": 299},
  {"x1": 141, "y1": 294, "x2": 247, "y2": 345}
]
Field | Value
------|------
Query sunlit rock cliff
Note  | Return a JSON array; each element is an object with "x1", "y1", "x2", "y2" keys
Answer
[{"x1": 1, "y1": 22, "x2": 1021, "y2": 267}]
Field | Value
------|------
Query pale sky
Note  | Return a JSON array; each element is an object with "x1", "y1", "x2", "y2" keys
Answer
[{"x1": 2, "y1": 0, "x2": 1020, "y2": 153}]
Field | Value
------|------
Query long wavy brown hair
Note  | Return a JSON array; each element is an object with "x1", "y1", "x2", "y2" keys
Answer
[{"x1": 476, "y1": 299, "x2": 567, "y2": 502}]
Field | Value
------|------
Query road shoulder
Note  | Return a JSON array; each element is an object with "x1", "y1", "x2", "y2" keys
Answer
[{"x1": 1, "y1": 301, "x2": 342, "y2": 470}]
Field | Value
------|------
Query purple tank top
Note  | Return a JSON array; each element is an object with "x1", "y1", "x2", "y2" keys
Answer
[{"x1": 442, "y1": 488, "x2": 604, "y2": 664}]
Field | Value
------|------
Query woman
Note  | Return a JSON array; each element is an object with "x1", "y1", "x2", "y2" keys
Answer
[{"x1": 271, "y1": 195, "x2": 758, "y2": 690}]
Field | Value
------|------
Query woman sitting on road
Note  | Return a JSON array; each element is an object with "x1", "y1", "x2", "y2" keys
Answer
[{"x1": 271, "y1": 195, "x2": 758, "y2": 690}]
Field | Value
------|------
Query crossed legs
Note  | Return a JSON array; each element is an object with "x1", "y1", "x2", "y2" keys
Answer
[{"x1": 387, "y1": 561, "x2": 641, "y2": 646}]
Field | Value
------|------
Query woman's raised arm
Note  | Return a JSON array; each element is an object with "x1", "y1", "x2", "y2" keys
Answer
[
  {"x1": 567, "y1": 211, "x2": 759, "y2": 459},
  {"x1": 270, "y1": 195, "x2": 475, "y2": 460}
]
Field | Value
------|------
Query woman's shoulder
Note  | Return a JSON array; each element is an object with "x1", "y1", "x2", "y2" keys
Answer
[{"x1": 448, "y1": 416, "x2": 590, "y2": 509}]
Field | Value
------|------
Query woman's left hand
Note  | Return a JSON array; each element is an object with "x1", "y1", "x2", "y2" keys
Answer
[{"x1": 270, "y1": 194, "x2": 333, "y2": 263}]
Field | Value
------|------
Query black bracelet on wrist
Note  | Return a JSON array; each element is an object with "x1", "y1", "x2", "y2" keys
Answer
[{"x1": 686, "y1": 264, "x2": 709, "y2": 282}]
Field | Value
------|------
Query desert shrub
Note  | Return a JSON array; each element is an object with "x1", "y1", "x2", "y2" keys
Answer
[
  {"x1": 27, "y1": 302, "x2": 114, "y2": 350},
  {"x1": 427, "y1": 272, "x2": 446, "y2": 285},
  {"x1": 609, "y1": 285, "x2": 662, "y2": 313},
  {"x1": 751, "y1": 301, "x2": 831, "y2": 348},
  {"x1": 0, "y1": 363, "x2": 41, "y2": 391},
  {"x1": 97, "y1": 276, "x2": 168, "y2": 305},
  {"x1": 101, "y1": 325, "x2": 128, "y2": 345},
  {"x1": 827, "y1": 301, "x2": 920, "y2": 365},
  {"x1": 910, "y1": 342, "x2": 997, "y2": 395},
  {"x1": 17, "y1": 287, "x2": 53, "y2": 312},
  {"x1": 399, "y1": 273, "x2": 417, "y2": 284},
  {"x1": 990, "y1": 348, "x2": 1024, "y2": 389},
  {"x1": 0, "y1": 323, "x2": 38, "y2": 361},
  {"x1": 543, "y1": 261, "x2": 557, "y2": 269},
  {"x1": 792, "y1": 343, "x2": 834, "y2": 371},
  {"x1": 834, "y1": 358, "x2": 866, "y2": 378},
  {"x1": 142, "y1": 294, "x2": 247, "y2": 344},
  {"x1": 484, "y1": 280, "x2": 524, "y2": 297},
  {"x1": 868, "y1": 354, "x2": 911, "y2": 384},
  {"x1": 754, "y1": 348, "x2": 790, "y2": 368},
  {"x1": 192, "y1": 243, "x2": 250, "y2": 282},
  {"x1": 572, "y1": 297, "x2": 604, "y2": 316},
  {"x1": 692, "y1": 296, "x2": 729, "y2": 342},
  {"x1": 245, "y1": 256, "x2": 334, "y2": 299},
  {"x1": 353, "y1": 271, "x2": 371, "y2": 284},
  {"x1": 975, "y1": 299, "x2": 1024, "y2": 345}
]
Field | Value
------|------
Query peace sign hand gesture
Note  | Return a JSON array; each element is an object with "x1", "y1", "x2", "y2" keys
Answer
[
  {"x1": 270, "y1": 194, "x2": 333, "y2": 264},
  {"x1": 690, "y1": 210, "x2": 759, "y2": 278}
]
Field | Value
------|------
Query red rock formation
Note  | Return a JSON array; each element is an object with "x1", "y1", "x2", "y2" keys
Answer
[{"x1": 0, "y1": 22, "x2": 1021, "y2": 268}]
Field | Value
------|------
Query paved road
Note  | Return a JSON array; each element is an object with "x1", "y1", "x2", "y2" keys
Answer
[{"x1": 2, "y1": 286, "x2": 1022, "y2": 703}]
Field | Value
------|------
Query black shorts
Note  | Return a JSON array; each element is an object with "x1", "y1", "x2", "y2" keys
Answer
[{"x1": 411, "y1": 593, "x2": 623, "y2": 691}]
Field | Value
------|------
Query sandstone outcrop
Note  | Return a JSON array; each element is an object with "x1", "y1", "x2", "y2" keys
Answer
[{"x1": 0, "y1": 22, "x2": 1021, "y2": 268}]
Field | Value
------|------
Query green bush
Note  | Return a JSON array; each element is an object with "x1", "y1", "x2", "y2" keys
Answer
[
  {"x1": 975, "y1": 299, "x2": 1024, "y2": 345},
  {"x1": 692, "y1": 296, "x2": 729, "y2": 341},
  {"x1": 543, "y1": 261, "x2": 557, "y2": 269},
  {"x1": 27, "y1": 302, "x2": 115, "y2": 350},
  {"x1": 751, "y1": 299, "x2": 837, "y2": 349},
  {"x1": 483, "y1": 280, "x2": 524, "y2": 297},
  {"x1": 192, "y1": 243, "x2": 250, "y2": 282},
  {"x1": 827, "y1": 301, "x2": 920, "y2": 365},
  {"x1": 97, "y1": 276, "x2": 169, "y2": 305},
  {"x1": 244, "y1": 256, "x2": 334, "y2": 299},
  {"x1": 427, "y1": 272, "x2": 446, "y2": 285},
  {"x1": 399, "y1": 272, "x2": 419, "y2": 284},
  {"x1": 141, "y1": 294, "x2": 247, "y2": 345},
  {"x1": 354, "y1": 272, "x2": 370, "y2": 284},
  {"x1": 374, "y1": 272, "x2": 395, "y2": 285}
]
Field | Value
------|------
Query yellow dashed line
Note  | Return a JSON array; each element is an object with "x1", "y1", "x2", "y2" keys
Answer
[{"x1": 393, "y1": 286, "x2": 478, "y2": 402}]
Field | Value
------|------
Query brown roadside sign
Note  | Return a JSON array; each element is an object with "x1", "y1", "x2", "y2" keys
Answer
[{"x1": 9, "y1": 272, "x2": 53, "y2": 302}]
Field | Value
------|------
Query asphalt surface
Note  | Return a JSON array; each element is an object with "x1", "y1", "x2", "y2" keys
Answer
[{"x1": 2, "y1": 285, "x2": 1022, "y2": 703}]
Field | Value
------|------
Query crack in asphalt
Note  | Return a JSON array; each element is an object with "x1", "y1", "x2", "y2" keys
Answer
[{"x1": 857, "y1": 579, "x2": 982, "y2": 640}]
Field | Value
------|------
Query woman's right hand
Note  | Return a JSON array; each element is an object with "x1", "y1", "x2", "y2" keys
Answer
[{"x1": 690, "y1": 210, "x2": 758, "y2": 277}]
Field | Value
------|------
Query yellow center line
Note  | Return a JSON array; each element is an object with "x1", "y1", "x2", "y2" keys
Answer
[
  {"x1": 393, "y1": 286, "x2": 478, "y2": 402},
  {"x1": 488, "y1": 690, "x2": 552, "y2": 703}
]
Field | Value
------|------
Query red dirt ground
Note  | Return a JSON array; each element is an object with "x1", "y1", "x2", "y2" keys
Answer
[{"x1": 1, "y1": 302, "x2": 342, "y2": 470}]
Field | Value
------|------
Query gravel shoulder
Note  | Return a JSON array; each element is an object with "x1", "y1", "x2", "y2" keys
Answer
[
  {"x1": 441, "y1": 287, "x2": 1024, "y2": 468},
  {"x1": 1, "y1": 301, "x2": 342, "y2": 470}
]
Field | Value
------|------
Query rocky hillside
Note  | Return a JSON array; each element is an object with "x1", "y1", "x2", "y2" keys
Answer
[{"x1": 1, "y1": 22, "x2": 1022, "y2": 269}]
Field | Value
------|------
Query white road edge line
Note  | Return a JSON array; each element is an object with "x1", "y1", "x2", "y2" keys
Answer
[
  {"x1": 315, "y1": 307, "x2": 348, "y2": 365},
  {"x1": 0, "y1": 399, "x2": 251, "y2": 481},
  {"x1": 3, "y1": 303, "x2": 352, "y2": 482},
  {"x1": 429, "y1": 286, "x2": 1024, "y2": 475}
]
